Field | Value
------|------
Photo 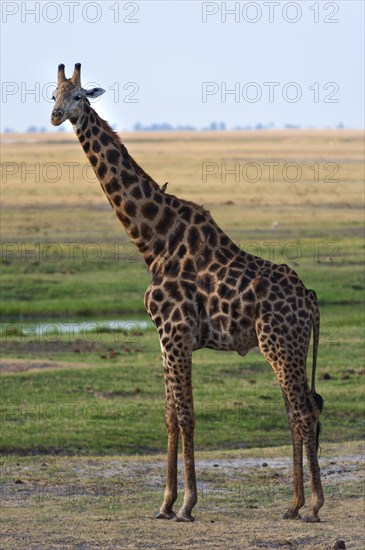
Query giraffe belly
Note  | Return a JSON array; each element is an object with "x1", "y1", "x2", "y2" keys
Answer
[{"x1": 196, "y1": 315, "x2": 258, "y2": 355}]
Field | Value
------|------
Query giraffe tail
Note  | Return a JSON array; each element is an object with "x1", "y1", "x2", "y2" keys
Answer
[{"x1": 309, "y1": 289, "x2": 324, "y2": 452}]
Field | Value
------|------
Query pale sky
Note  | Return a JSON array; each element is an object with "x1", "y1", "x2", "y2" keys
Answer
[{"x1": 1, "y1": 0, "x2": 364, "y2": 131}]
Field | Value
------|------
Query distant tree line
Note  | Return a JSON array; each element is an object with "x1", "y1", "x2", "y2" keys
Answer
[
  {"x1": 3, "y1": 122, "x2": 347, "y2": 133},
  {"x1": 132, "y1": 121, "x2": 347, "y2": 131}
]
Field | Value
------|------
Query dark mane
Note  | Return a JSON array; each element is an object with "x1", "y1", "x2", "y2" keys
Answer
[
  {"x1": 93, "y1": 108, "x2": 160, "y2": 189},
  {"x1": 99, "y1": 116, "x2": 124, "y2": 147}
]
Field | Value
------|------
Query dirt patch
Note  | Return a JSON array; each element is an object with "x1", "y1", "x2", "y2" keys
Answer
[
  {"x1": 0, "y1": 442, "x2": 364, "y2": 549},
  {"x1": 0, "y1": 338, "x2": 102, "y2": 356},
  {"x1": 0, "y1": 359, "x2": 91, "y2": 374},
  {"x1": 0, "y1": 339, "x2": 145, "y2": 372}
]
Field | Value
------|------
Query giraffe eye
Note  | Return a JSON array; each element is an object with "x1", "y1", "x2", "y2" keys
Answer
[
  {"x1": 74, "y1": 94, "x2": 83, "y2": 101},
  {"x1": 51, "y1": 96, "x2": 56, "y2": 101}
]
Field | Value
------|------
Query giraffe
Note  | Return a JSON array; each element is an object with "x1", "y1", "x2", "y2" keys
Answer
[{"x1": 51, "y1": 63, "x2": 324, "y2": 523}]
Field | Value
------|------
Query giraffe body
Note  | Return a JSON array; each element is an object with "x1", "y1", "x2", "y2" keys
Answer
[{"x1": 51, "y1": 64, "x2": 324, "y2": 523}]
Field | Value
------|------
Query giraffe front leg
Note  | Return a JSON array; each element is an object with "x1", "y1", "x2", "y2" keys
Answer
[
  {"x1": 154, "y1": 323, "x2": 198, "y2": 522},
  {"x1": 173, "y1": 381, "x2": 197, "y2": 522},
  {"x1": 154, "y1": 423, "x2": 178, "y2": 519},
  {"x1": 164, "y1": 341, "x2": 197, "y2": 522},
  {"x1": 154, "y1": 369, "x2": 179, "y2": 520},
  {"x1": 175, "y1": 422, "x2": 197, "y2": 522}
]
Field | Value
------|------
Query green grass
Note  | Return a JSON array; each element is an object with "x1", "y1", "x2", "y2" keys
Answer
[
  {"x1": 1, "y1": 236, "x2": 364, "y2": 317},
  {"x1": 1, "y1": 305, "x2": 363, "y2": 455},
  {"x1": 0, "y1": 246, "x2": 150, "y2": 317}
]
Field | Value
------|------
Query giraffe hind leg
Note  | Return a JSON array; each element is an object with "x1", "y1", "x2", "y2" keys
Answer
[
  {"x1": 281, "y1": 390, "x2": 305, "y2": 520},
  {"x1": 256, "y1": 318, "x2": 324, "y2": 522},
  {"x1": 284, "y1": 387, "x2": 324, "y2": 522},
  {"x1": 275, "y1": 370, "x2": 324, "y2": 521}
]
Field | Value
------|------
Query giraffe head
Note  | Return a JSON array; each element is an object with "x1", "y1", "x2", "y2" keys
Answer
[{"x1": 51, "y1": 63, "x2": 105, "y2": 126}]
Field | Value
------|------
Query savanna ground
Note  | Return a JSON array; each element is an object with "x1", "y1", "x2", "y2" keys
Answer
[{"x1": 1, "y1": 130, "x2": 364, "y2": 549}]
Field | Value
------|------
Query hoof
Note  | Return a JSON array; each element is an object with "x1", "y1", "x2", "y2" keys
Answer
[
  {"x1": 154, "y1": 510, "x2": 176, "y2": 520},
  {"x1": 173, "y1": 513, "x2": 195, "y2": 523},
  {"x1": 283, "y1": 511, "x2": 301, "y2": 520},
  {"x1": 302, "y1": 515, "x2": 321, "y2": 523}
]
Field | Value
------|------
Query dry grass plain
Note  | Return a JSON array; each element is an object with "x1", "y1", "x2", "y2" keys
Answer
[
  {"x1": 2, "y1": 129, "x2": 363, "y2": 240},
  {"x1": 1, "y1": 130, "x2": 364, "y2": 549}
]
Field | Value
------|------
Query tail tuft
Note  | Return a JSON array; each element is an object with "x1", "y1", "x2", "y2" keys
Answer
[
  {"x1": 313, "y1": 391, "x2": 324, "y2": 413},
  {"x1": 313, "y1": 391, "x2": 324, "y2": 452}
]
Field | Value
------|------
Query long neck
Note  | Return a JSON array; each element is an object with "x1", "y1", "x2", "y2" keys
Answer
[{"x1": 73, "y1": 102, "x2": 169, "y2": 271}]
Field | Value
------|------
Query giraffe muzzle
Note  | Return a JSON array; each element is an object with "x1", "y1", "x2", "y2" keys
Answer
[{"x1": 51, "y1": 108, "x2": 64, "y2": 125}]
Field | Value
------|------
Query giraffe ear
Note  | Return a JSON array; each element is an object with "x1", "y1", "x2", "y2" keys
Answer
[{"x1": 85, "y1": 87, "x2": 105, "y2": 98}]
